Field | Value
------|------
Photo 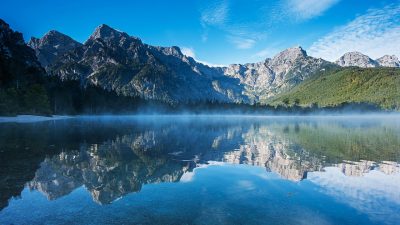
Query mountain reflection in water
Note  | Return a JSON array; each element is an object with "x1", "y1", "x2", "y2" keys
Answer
[{"x1": 0, "y1": 116, "x2": 399, "y2": 224}]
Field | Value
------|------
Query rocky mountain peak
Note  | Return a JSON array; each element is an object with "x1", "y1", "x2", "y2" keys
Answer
[
  {"x1": 282, "y1": 46, "x2": 307, "y2": 56},
  {"x1": 28, "y1": 30, "x2": 82, "y2": 68},
  {"x1": 376, "y1": 55, "x2": 400, "y2": 67},
  {"x1": 89, "y1": 24, "x2": 131, "y2": 41},
  {"x1": 45, "y1": 30, "x2": 64, "y2": 37},
  {"x1": 287, "y1": 46, "x2": 307, "y2": 55},
  {"x1": 28, "y1": 30, "x2": 81, "y2": 48},
  {"x1": 335, "y1": 52, "x2": 378, "y2": 68},
  {"x1": 86, "y1": 24, "x2": 143, "y2": 50},
  {"x1": 271, "y1": 46, "x2": 307, "y2": 65}
]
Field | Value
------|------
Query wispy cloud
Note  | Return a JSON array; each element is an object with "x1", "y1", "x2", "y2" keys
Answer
[
  {"x1": 198, "y1": 0, "x2": 339, "y2": 51},
  {"x1": 228, "y1": 36, "x2": 256, "y2": 49},
  {"x1": 199, "y1": 0, "x2": 261, "y2": 49},
  {"x1": 309, "y1": 4, "x2": 400, "y2": 61},
  {"x1": 200, "y1": 1, "x2": 229, "y2": 27},
  {"x1": 200, "y1": 0, "x2": 229, "y2": 43},
  {"x1": 266, "y1": 0, "x2": 340, "y2": 25},
  {"x1": 287, "y1": 0, "x2": 340, "y2": 20},
  {"x1": 181, "y1": 47, "x2": 227, "y2": 67}
]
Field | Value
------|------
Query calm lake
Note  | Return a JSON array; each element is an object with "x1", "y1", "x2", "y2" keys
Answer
[{"x1": 0, "y1": 115, "x2": 399, "y2": 225}]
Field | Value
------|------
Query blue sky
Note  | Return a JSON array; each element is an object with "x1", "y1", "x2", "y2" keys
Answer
[{"x1": 1, "y1": 0, "x2": 399, "y2": 65}]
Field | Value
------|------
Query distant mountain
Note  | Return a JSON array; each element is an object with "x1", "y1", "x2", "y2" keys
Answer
[
  {"x1": 224, "y1": 46, "x2": 337, "y2": 102},
  {"x1": 269, "y1": 67, "x2": 400, "y2": 110},
  {"x1": 376, "y1": 55, "x2": 400, "y2": 67},
  {"x1": 335, "y1": 52, "x2": 400, "y2": 68},
  {"x1": 335, "y1": 52, "x2": 379, "y2": 68}
]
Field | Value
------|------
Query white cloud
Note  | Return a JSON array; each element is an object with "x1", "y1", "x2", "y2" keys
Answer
[
  {"x1": 197, "y1": 60, "x2": 227, "y2": 68},
  {"x1": 181, "y1": 47, "x2": 196, "y2": 58},
  {"x1": 200, "y1": 1, "x2": 229, "y2": 27},
  {"x1": 309, "y1": 4, "x2": 400, "y2": 61},
  {"x1": 228, "y1": 36, "x2": 256, "y2": 49},
  {"x1": 287, "y1": 0, "x2": 340, "y2": 20},
  {"x1": 181, "y1": 46, "x2": 227, "y2": 67}
]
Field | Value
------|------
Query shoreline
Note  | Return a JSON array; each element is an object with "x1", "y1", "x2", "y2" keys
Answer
[{"x1": 1, "y1": 113, "x2": 400, "y2": 123}]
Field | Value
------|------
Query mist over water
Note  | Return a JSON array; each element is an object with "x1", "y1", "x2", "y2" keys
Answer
[{"x1": 0, "y1": 115, "x2": 399, "y2": 224}]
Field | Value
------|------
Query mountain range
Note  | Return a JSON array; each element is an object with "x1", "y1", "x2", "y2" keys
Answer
[
  {"x1": 1, "y1": 18, "x2": 399, "y2": 113},
  {"x1": 27, "y1": 23, "x2": 400, "y2": 103}
]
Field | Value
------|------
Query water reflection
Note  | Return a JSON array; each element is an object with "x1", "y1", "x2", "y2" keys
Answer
[
  {"x1": 0, "y1": 118, "x2": 400, "y2": 207},
  {"x1": 0, "y1": 116, "x2": 399, "y2": 223}
]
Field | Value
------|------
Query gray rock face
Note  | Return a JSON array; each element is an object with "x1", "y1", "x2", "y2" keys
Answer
[
  {"x1": 376, "y1": 55, "x2": 400, "y2": 67},
  {"x1": 335, "y1": 52, "x2": 400, "y2": 68},
  {"x1": 335, "y1": 52, "x2": 379, "y2": 68},
  {"x1": 223, "y1": 47, "x2": 336, "y2": 102},
  {"x1": 28, "y1": 30, "x2": 82, "y2": 69},
  {"x1": 32, "y1": 24, "x2": 246, "y2": 104}
]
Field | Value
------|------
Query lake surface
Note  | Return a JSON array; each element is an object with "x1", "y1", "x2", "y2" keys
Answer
[{"x1": 0, "y1": 115, "x2": 399, "y2": 225}]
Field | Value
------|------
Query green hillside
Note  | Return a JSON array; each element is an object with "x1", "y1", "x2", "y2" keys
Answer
[{"x1": 268, "y1": 67, "x2": 400, "y2": 110}]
